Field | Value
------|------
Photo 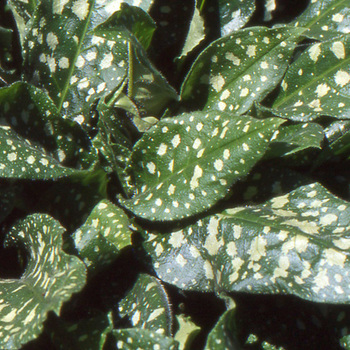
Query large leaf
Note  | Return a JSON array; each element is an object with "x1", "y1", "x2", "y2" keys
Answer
[
  {"x1": 73, "y1": 199, "x2": 132, "y2": 273},
  {"x1": 218, "y1": 0, "x2": 255, "y2": 36},
  {"x1": 119, "y1": 111, "x2": 284, "y2": 221},
  {"x1": 0, "y1": 214, "x2": 87, "y2": 349},
  {"x1": 292, "y1": 0, "x2": 350, "y2": 40},
  {"x1": 144, "y1": 182, "x2": 350, "y2": 304},
  {"x1": 118, "y1": 273, "x2": 173, "y2": 335},
  {"x1": 272, "y1": 34, "x2": 350, "y2": 122},
  {"x1": 181, "y1": 26, "x2": 305, "y2": 114}
]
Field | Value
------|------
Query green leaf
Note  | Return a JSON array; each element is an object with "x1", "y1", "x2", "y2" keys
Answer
[
  {"x1": 341, "y1": 334, "x2": 350, "y2": 349},
  {"x1": 7, "y1": 0, "x2": 38, "y2": 44},
  {"x1": 111, "y1": 328, "x2": 178, "y2": 350},
  {"x1": 0, "y1": 214, "x2": 87, "y2": 349},
  {"x1": 174, "y1": 314, "x2": 201, "y2": 350},
  {"x1": 272, "y1": 34, "x2": 350, "y2": 121},
  {"x1": 292, "y1": 0, "x2": 350, "y2": 40},
  {"x1": 265, "y1": 122, "x2": 324, "y2": 159},
  {"x1": 144, "y1": 182, "x2": 350, "y2": 303},
  {"x1": 181, "y1": 26, "x2": 305, "y2": 114},
  {"x1": 47, "y1": 312, "x2": 113, "y2": 350},
  {"x1": 177, "y1": 0, "x2": 205, "y2": 60},
  {"x1": 118, "y1": 274, "x2": 172, "y2": 335},
  {"x1": 0, "y1": 82, "x2": 97, "y2": 170},
  {"x1": 218, "y1": 0, "x2": 255, "y2": 36},
  {"x1": 0, "y1": 125, "x2": 82, "y2": 180},
  {"x1": 204, "y1": 308, "x2": 240, "y2": 350},
  {"x1": 73, "y1": 199, "x2": 132, "y2": 273},
  {"x1": 119, "y1": 111, "x2": 284, "y2": 221}
]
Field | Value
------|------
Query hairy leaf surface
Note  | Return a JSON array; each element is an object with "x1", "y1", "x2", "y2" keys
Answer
[
  {"x1": 273, "y1": 34, "x2": 350, "y2": 121},
  {"x1": 120, "y1": 111, "x2": 283, "y2": 221},
  {"x1": 144, "y1": 183, "x2": 350, "y2": 303},
  {"x1": 181, "y1": 26, "x2": 304, "y2": 114}
]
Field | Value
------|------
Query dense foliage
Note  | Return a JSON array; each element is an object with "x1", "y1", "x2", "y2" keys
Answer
[{"x1": 0, "y1": 0, "x2": 350, "y2": 349}]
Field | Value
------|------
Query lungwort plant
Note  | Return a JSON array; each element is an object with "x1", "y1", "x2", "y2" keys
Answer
[{"x1": 1, "y1": 0, "x2": 350, "y2": 349}]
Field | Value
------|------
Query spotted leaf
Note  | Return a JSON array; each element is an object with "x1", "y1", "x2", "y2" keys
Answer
[
  {"x1": 292, "y1": 0, "x2": 350, "y2": 40},
  {"x1": 265, "y1": 122, "x2": 324, "y2": 159},
  {"x1": 119, "y1": 111, "x2": 284, "y2": 221},
  {"x1": 46, "y1": 312, "x2": 113, "y2": 350},
  {"x1": 0, "y1": 125, "x2": 83, "y2": 180},
  {"x1": 119, "y1": 274, "x2": 172, "y2": 335},
  {"x1": 174, "y1": 314, "x2": 201, "y2": 350},
  {"x1": 144, "y1": 182, "x2": 350, "y2": 304},
  {"x1": 177, "y1": 0, "x2": 205, "y2": 60},
  {"x1": 218, "y1": 0, "x2": 255, "y2": 36},
  {"x1": 73, "y1": 199, "x2": 132, "y2": 273},
  {"x1": 0, "y1": 214, "x2": 87, "y2": 349},
  {"x1": 181, "y1": 26, "x2": 305, "y2": 114},
  {"x1": 204, "y1": 308, "x2": 239, "y2": 350},
  {"x1": 272, "y1": 34, "x2": 350, "y2": 121},
  {"x1": 111, "y1": 328, "x2": 178, "y2": 350},
  {"x1": 0, "y1": 82, "x2": 97, "y2": 170}
]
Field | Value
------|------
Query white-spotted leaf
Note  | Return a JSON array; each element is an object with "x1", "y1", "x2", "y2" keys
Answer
[
  {"x1": 118, "y1": 274, "x2": 172, "y2": 335},
  {"x1": 112, "y1": 328, "x2": 178, "y2": 350},
  {"x1": 0, "y1": 125, "x2": 82, "y2": 180},
  {"x1": 0, "y1": 214, "x2": 87, "y2": 349},
  {"x1": 119, "y1": 111, "x2": 284, "y2": 221},
  {"x1": 73, "y1": 199, "x2": 132, "y2": 273},
  {"x1": 144, "y1": 183, "x2": 350, "y2": 303},
  {"x1": 292, "y1": 0, "x2": 350, "y2": 40},
  {"x1": 272, "y1": 34, "x2": 350, "y2": 121},
  {"x1": 47, "y1": 312, "x2": 113, "y2": 350},
  {"x1": 204, "y1": 308, "x2": 239, "y2": 350},
  {"x1": 181, "y1": 26, "x2": 305, "y2": 114},
  {"x1": 219, "y1": 0, "x2": 255, "y2": 36}
]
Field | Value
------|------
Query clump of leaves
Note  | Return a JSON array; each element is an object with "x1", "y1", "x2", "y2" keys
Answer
[{"x1": 0, "y1": 0, "x2": 350, "y2": 349}]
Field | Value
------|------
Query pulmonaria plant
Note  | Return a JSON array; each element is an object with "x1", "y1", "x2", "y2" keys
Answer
[{"x1": 0, "y1": 0, "x2": 350, "y2": 349}]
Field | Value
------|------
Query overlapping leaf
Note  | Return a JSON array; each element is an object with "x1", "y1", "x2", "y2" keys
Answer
[
  {"x1": 292, "y1": 0, "x2": 350, "y2": 40},
  {"x1": 219, "y1": 0, "x2": 255, "y2": 36},
  {"x1": 0, "y1": 214, "x2": 86, "y2": 349},
  {"x1": 119, "y1": 111, "x2": 284, "y2": 221},
  {"x1": 73, "y1": 199, "x2": 132, "y2": 272},
  {"x1": 144, "y1": 182, "x2": 350, "y2": 304},
  {"x1": 0, "y1": 82, "x2": 96, "y2": 169},
  {"x1": 111, "y1": 328, "x2": 178, "y2": 350},
  {"x1": 272, "y1": 34, "x2": 350, "y2": 121},
  {"x1": 118, "y1": 274, "x2": 172, "y2": 335},
  {"x1": 47, "y1": 312, "x2": 113, "y2": 350},
  {"x1": 181, "y1": 26, "x2": 305, "y2": 114},
  {"x1": 0, "y1": 125, "x2": 82, "y2": 180},
  {"x1": 265, "y1": 122, "x2": 324, "y2": 159}
]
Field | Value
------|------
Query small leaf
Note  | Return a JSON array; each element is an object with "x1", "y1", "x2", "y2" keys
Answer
[
  {"x1": 0, "y1": 214, "x2": 87, "y2": 349},
  {"x1": 272, "y1": 34, "x2": 350, "y2": 121},
  {"x1": 47, "y1": 312, "x2": 113, "y2": 350},
  {"x1": 0, "y1": 125, "x2": 81, "y2": 180},
  {"x1": 73, "y1": 199, "x2": 132, "y2": 273},
  {"x1": 292, "y1": 0, "x2": 350, "y2": 40},
  {"x1": 111, "y1": 328, "x2": 178, "y2": 350},
  {"x1": 144, "y1": 183, "x2": 350, "y2": 304},
  {"x1": 119, "y1": 111, "x2": 284, "y2": 221},
  {"x1": 177, "y1": 0, "x2": 205, "y2": 60},
  {"x1": 265, "y1": 122, "x2": 324, "y2": 159},
  {"x1": 181, "y1": 26, "x2": 305, "y2": 114},
  {"x1": 174, "y1": 314, "x2": 201, "y2": 350},
  {"x1": 218, "y1": 0, "x2": 255, "y2": 36},
  {"x1": 118, "y1": 274, "x2": 173, "y2": 336},
  {"x1": 204, "y1": 308, "x2": 240, "y2": 350}
]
